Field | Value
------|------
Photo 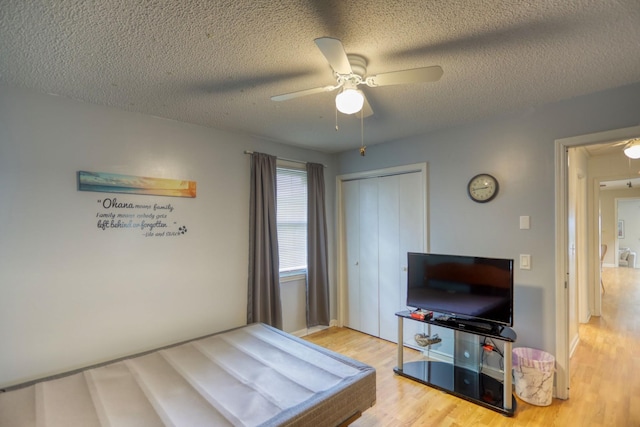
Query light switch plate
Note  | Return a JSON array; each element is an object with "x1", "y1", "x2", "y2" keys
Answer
[
  {"x1": 519, "y1": 216, "x2": 530, "y2": 229},
  {"x1": 520, "y1": 254, "x2": 531, "y2": 270}
]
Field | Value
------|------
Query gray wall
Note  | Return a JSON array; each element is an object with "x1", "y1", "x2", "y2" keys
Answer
[
  {"x1": 3, "y1": 79, "x2": 640, "y2": 389},
  {"x1": 0, "y1": 84, "x2": 336, "y2": 388},
  {"x1": 336, "y1": 82, "x2": 640, "y2": 354}
]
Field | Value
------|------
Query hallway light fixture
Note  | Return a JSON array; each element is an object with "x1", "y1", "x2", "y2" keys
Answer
[{"x1": 623, "y1": 138, "x2": 640, "y2": 159}]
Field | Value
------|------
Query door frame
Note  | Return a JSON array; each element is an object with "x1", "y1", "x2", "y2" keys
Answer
[
  {"x1": 555, "y1": 125, "x2": 640, "y2": 399},
  {"x1": 335, "y1": 162, "x2": 428, "y2": 327}
]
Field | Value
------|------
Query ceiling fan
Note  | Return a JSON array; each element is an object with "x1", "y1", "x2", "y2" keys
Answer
[
  {"x1": 591, "y1": 137, "x2": 640, "y2": 159},
  {"x1": 271, "y1": 37, "x2": 444, "y2": 117},
  {"x1": 623, "y1": 138, "x2": 640, "y2": 158}
]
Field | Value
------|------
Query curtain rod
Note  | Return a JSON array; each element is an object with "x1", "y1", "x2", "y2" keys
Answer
[{"x1": 244, "y1": 150, "x2": 327, "y2": 168}]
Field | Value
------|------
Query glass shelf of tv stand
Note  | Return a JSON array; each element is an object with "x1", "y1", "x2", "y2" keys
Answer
[{"x1": 394, "y1": 311, "x2": 517, "y2": 416}]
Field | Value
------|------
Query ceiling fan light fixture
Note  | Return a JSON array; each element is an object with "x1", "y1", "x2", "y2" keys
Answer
[
  {"x1": 335, "y1": 88, "x2": 364, "y2": 115},
  {"x1": 624, "y1": 138, "x2": 640, "y2": 159}
]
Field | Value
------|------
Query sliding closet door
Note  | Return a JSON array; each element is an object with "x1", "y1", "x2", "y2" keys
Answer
[
  {"x1": 379, "y1": 172, "x2": 425, "y2": 342},
  {"x1": 398, "y1": 172, "x2": 428, "y2": 346},
  {"x1": 342, "y1": 180, "x2": 361, "y2": 331},
  {"x1": 358, "y1": 178, "x2": 380, "y2": 336},
  {"x1": 378, "y1": 175, "x2": 401, "y2": 342},
  {"x1": 342, "y1": 178, "x2": 380, "y2": 336},
  {"x1": 340, "y1": 165, "x2": 426, "y2": 342}
]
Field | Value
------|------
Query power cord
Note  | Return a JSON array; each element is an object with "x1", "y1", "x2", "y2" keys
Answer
[{"x1": 481, "y1": 337, "x2": 504, "y2": 370}]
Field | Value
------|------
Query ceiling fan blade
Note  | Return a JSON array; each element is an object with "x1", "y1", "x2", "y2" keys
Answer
[
  {"x1": 314, "y1": 37, "x2": 352, "y2": 75},
  {"x1": 361, "y1": 93, "x2": 374, "y2": 117},
  {"x1": 271, "y1": 85, "x2": 338, "y2": 102},
  {"x1": 366, "y1": 66, "x2": 443, "y2": 87}
]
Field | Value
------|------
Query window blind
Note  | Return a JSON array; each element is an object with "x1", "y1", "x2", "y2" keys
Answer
[{"x1": 277, "y1": 167, "x2": 307, "y2": 274}]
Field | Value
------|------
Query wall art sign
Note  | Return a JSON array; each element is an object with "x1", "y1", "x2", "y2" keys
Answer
[
  {"x1": 78, "y1": 171, "x2": 196, "y2": 198},
  {"x1": 94, "y1": 196, "x2": 188, "y2": 238}
]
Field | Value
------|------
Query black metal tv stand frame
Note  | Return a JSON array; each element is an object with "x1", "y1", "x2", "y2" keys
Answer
[{"x1": 394, "y1": 311, "x2": 517, "y2": 416}]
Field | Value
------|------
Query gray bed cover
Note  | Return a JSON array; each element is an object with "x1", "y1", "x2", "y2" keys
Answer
[{"x1": 0, "y1": 323, "x2": 376, "y2": 426}]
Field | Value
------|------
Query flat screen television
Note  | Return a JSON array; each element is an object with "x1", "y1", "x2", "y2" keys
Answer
[{"x1": 407, "y1": 252, "x2": 514, "y2": 327}]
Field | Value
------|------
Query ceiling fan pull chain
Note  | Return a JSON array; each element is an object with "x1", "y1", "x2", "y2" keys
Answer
[
  {"x1": 335, "y1": 106, "x2": 339, "y2": 131},
  {"x1": 360, "y1": 109, "x2": 366, "y2": 156}
]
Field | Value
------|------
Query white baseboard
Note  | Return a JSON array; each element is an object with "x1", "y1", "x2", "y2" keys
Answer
[
  {"x1": 481, "y1": 365, "x2": 505, "y2": 381},
  {"x1": 422, "y1": 349, "x2": 452, "y2": 364},
  {"x1": 289, "y1": 324, "x2": 331, "y2": 338},
  {"x1": 422, "y1": 348, "x2": 507, "y2": 383},
  {"x1": 569, "y1": 334, "x2": 580, "y2": 358}
]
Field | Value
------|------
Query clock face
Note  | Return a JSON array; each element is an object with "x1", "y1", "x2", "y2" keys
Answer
[{"x1": 468, "y1": 174, "x2": 499, "y2": 203}]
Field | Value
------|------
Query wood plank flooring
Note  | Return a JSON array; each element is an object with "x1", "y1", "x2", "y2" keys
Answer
[{"x1": 304, "y1": 267, "x2": 640, "y2": 426}]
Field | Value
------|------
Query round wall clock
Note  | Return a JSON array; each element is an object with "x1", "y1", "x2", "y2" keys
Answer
[{"x1": 467, "y1": 173, "x2": 499, "y2": 203}]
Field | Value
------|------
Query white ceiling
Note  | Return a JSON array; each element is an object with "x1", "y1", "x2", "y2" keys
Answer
[{"x1": 1, "y1": 1, "x2": 640, "y2": 153}]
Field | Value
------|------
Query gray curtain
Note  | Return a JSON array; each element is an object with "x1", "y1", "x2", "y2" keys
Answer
[
  {"x1": 247, "y1": 152, "x2": 282, "y2": 329},
  {"x1": 306, "y1": 162, "x2": 330, "y2": 327}
]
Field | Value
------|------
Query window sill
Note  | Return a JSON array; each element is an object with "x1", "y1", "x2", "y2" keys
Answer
[{"x1": 280, "y1": 271, "x2": 306, "y2": 283}]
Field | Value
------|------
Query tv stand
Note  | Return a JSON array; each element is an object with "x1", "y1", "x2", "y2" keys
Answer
[
  {"x1": 394, "y1": 311, "x2": 517, "y2": 416},
  {"x1": 441, "y1": 317, "x2": 498, "y2": 333}
]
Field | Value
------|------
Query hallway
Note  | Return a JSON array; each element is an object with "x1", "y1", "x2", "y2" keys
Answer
[{"x1": 568, "y1": 266, "x2": 640, "y2": 425}]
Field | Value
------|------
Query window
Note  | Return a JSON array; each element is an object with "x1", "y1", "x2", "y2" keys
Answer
[{"x1": 277, "y1": 166, "x2": 307, "y2": 277}]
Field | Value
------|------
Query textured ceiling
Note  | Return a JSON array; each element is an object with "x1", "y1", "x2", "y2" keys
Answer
[{"x1": 1, "y1": 0, "x2": 640, "y2": 153}]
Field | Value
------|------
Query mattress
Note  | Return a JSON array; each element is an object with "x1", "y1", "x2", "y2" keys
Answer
[{"x1": 0, "y1": 323, "x2": 376, "y2": 427}]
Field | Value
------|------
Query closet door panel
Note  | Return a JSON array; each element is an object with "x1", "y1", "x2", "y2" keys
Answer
[
  {"x1": 398, "y1": 172, "x2": 424, "y2": 261},
  {"x1": 340, "y1": 166, "x2": 427, "y2": 341},
  {"x1": 378, "y1": 175, "x2": 401, "y2": 342},
  {"x1": 358, "y1": 178, "x2": 379, "y2": 336},
  {"x1": 398, "y1": 172, "x2": 428, "y2": 345},
  {"x1": 342, "y1": 180, "x2": 360, "y2": 331}
]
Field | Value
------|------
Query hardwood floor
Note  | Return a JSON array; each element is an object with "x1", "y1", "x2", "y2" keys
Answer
[{"x1": 304, "y1": 267, "x2": 640, "y2": 426}]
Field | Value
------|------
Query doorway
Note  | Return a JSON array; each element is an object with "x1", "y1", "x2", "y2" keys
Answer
[{"x1": 555, "y1": 124, "x2": 640, "y2": 399}]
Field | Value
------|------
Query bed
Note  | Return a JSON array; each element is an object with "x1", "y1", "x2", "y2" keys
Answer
[{"x1": 0, "y1": 323, "x2": 376, "y2": 426}]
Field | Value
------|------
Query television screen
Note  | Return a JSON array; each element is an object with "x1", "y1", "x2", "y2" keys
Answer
[{"x1": 407, "y1": 252, "x2": 514, "y2": 327}]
